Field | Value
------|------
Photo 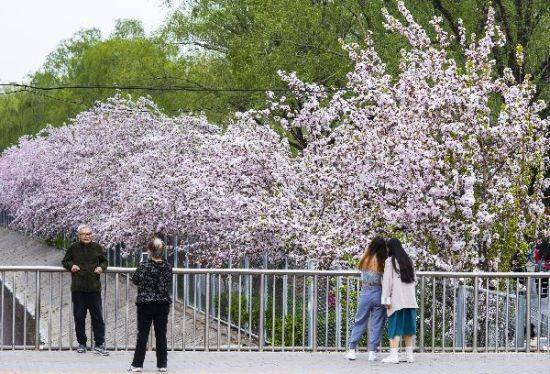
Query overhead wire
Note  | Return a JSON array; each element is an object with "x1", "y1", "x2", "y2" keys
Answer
[{"x1": 0, "y1": 82, "x2": 349, "y2": 93}]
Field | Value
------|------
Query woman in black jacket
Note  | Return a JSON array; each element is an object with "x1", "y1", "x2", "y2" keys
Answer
[{"x1": 128, "y1": 238, "x2": 172, "y2": 373}]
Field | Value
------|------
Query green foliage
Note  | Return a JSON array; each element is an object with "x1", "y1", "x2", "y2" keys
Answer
[
  {"x1": 0, "y1": 21, "x2": 223, "y2": 150},
  {"x1": 45, "y1": 234, "x2": 73, "y2": 250},
  {"x1": 213, "y1": 281, "x2": 394, "y2": 348},
  {"x1": 1, "y1": 1, "x2": 547, "y2": 151},
  {"x1": 218, "y1": 290, "x2": 306, "y2": 346}
]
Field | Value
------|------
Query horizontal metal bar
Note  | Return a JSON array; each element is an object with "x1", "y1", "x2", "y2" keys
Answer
[
  {"x1": 1, "y1": 266, "x2": 549, "y2": 278},
  {"x1": 0, "y1": 344, "x2": 535, "y2": 353}
]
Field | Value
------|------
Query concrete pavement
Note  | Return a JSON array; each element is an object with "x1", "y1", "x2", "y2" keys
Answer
[{"x1": 0, "y1": 351, "x2": 549, "y2": 374}]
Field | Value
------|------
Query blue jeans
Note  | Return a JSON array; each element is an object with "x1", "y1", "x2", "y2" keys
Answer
[{"x1": 348, "y1": 285, "x2": 386, "y2": 351}]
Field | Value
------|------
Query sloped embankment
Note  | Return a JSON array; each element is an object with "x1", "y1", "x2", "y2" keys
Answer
[{"x1": 0, "y1": 228, "x2": 247, "y2": 349}]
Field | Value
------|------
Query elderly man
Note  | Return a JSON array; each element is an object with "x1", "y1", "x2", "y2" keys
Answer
[{"x1": 62, "y1": 225, "x2": 109, "y2": 355}]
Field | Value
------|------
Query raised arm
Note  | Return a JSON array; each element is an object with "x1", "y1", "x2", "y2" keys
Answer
[{"x1": 131, "y1": 263, "x2": 146, "y2": 286}]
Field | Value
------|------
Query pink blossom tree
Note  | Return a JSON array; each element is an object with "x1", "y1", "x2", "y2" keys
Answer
[
  {"x1": 0, "y1": 95, "x2": 295, "y2": 265},
  {"x1": 0, "y1": 2, "x2": 547, "y2": 270},
  {"x1": 262, "y1": 2, "x2": 548, "y2": 270}
]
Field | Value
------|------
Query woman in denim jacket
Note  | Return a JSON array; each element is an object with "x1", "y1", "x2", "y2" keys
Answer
[{"x1": 345, "y1": 236, "x2": 388, "y2": 361}]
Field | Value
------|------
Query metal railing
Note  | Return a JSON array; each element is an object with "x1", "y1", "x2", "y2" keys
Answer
[{"x1": 0, "y1": 266, "x2": 549, "y2": 353}]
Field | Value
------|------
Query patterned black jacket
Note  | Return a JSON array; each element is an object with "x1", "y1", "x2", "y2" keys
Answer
[{"x1": 131, "y1": 259, "x2": 172, "y2": 305}]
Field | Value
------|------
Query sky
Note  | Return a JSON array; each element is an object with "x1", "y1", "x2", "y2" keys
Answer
[{"x1": 0, "y1": 0, "x2": 172, "y2": 83}]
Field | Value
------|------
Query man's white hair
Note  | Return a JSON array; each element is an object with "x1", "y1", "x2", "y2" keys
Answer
[{"x1": 77, "y1": 224, "x2": 91, "y2": 234}]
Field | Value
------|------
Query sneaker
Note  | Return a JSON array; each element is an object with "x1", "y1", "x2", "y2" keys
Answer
[
  {"x1": 127, "y1": 366, "x2": 142, "y2": 372},
  {"x1": 158, "y1": 368, "x2": 167, "y2": 373},
  {"x1": 381, "y1": 348, "x2": 399, "y2": 364},
  {"x1": 93, "y1": 343, "x2": 110, "y2": 356},
  {"x1": 345, "y1": 349, "x2": 357, "y2": 360},
  {"x1": 405, "y1": 347, "x2": 414, "y2": 363},
  {"x1": 76, "y1": 344, "x2": 86, "y2": 353},
  {"x1": 367, "y1": 351, "x2": 378, "y2": 361}
]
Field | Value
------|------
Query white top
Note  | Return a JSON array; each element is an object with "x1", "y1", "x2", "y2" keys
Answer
[{"x1": 381, "y1": 257, "x2": 419, "y2": 316}]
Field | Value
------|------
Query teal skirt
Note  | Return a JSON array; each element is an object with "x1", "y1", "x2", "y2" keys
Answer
[{"x1": 387, "y1": 308, "x2": 417, "y2": 339}]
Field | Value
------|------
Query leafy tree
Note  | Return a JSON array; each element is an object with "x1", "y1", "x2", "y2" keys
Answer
[
  {"x1": 0, "y1": 20, "x2": 212, "y2": 150},
  {"x1": 1, "y1": 1, "x2": 547, "y2": 151},
  {"x1": 163, "y1": 0, "x2": 549, "y2": 117}
]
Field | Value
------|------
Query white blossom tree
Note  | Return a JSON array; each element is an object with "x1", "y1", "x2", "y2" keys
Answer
[
  {"x1": 0, "y1": 2, "x2": 547, "y2": 270},
  {"x1": 260, "y1": 2, "x2": 548, "y2": 270}
]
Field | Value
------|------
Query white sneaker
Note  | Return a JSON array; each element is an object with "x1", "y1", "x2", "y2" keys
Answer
[
  {"x1": 405, "y1": 347, "x2": 414, "y2": 363},
  {"x1": 367, "y1": 351, "x2": 378, "y2": 361},
  {"x1": 127, "y1": 365, "x2": 142, "y2": 372},
  {"x1": 345, "y1": 349, "x2": 357, "y2": 360},
  {"x1": 381, "y1": 348, "x2": 399, "y2": 364},
  {"x1": 158, "y1": 369, "x2": 167, "y2": 373}
]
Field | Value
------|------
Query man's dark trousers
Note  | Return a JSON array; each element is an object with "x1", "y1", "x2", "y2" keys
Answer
[{"x1": 72, "y1": 291, "x2": 105, "y2": 346}]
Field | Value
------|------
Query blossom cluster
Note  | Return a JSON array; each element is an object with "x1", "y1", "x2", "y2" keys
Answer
[{"x1": 0, "y1": 97, "x2": 295, "y2": 264}]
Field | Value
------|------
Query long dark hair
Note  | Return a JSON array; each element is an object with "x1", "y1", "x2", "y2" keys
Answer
[
  {"x1": 539, "y1": 238, "x2": 550, "y2": 260},
  {"x1": 387, "y1": 238, "x2": 415, "y2": 283},
  {"x1": 358, "y1": 236, "x2": 387, "y2": 273}
]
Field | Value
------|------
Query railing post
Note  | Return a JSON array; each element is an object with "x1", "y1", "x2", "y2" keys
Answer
[
  {"x1": 419, "y1": 276, "x2": 425, "y2": 352},
  {"x1": 1, "y1": 270, "x2": 4, "y2": 350},
  {"x1": 305, "y1": 260, "x2": 320, "y2": 351},
  {"x1": 473, "y1": 276, "x2": 479, "y2": 352},
  {"x1": 526, "y1": 275, "x2": 531, "y2": 352},
  {"x1": 35, "y1": 271, "x2": 41, "y2": 350},
  {"x1": 335, "y1": 275, "x2": 342, "y2": 350},
  {"x1": 262, "y1": 254, "x2": 268, "y2": 348},
  {"x1": 283, "y1": 257, "x2": 288, "y2": 317},
  {"x1": 244, "y1": 256, "x2": 250, "y2": 311},
  {"x1": 454, "y1": 285, "x2": 464, "y2": 349},
  {"x1": 114, "y1": 273, "x2": 119, "y2": 351},
  {"x1": 259, "y1": 273, "x2": 265, "y2": 351},
  {"x1": 185, "y1": 256, "x2": 190, "y2": 306},
  {"x1": 173, "y1": 236, "x2": 178, "y2": 300},
  {"x1": 312, "y1": 274, "x2": 318, "y2": 352},
  {"x1": 197, "y1": 263, "x2": 202, "y2": 311},
  {"x1": 204, "y1": 273, "x2": 210, "y2": 352}
]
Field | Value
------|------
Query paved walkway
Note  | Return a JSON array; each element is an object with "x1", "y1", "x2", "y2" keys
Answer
[{"x1": 0, "y1": 351, "x2": 549, "y2": 374}]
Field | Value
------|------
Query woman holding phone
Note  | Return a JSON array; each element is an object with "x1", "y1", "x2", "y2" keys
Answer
[{"x1": 128, "y1": 238, "x2": 172, "y2": 372}]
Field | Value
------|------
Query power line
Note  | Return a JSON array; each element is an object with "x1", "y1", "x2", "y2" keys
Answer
[
  {"x1": 25, "y1": 89, "x2": 87, "y2": 107},
  {"x1": 0, "y1": 83, "x2": 342, "y2": 93},
  {"x1": 8, "y1": 86, "x2": 228, "y2": 115},
  {"x1": 1, "y1": 81, "x2": 547, "y2": 96}
]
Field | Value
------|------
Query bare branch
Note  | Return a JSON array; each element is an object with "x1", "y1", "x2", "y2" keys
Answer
[
  {"x1": 168, "y1": 41, "x2": 228, "y2": 54},
  {"x1": 431, "y1": 0, "x2": 461, "y2": 41},
  {"x1": 494, "y1": 0, "x2": 514, "y2": 46}
]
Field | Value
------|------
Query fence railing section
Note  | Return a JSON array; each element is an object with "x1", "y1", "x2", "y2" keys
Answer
[
  {"x1": 0, "y1": 210, "x2": 13, "y2": 228},
  {"x1": 0, "y1": 267, "x2": 549, "y2": 353}
]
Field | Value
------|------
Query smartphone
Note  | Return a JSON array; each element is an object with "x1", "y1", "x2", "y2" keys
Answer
[{"x1": 140, "y1": 252, "x2": 149, "y2": 263}]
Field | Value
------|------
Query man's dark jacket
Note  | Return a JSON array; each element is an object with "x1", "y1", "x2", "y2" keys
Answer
[{"x1": 62, "y1": 241, "x2": 108, "y2": 292}]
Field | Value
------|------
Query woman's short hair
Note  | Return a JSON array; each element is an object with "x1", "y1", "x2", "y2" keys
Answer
[{"x1": 147, "y1": 237, "x2": 165, "y2": 259}]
